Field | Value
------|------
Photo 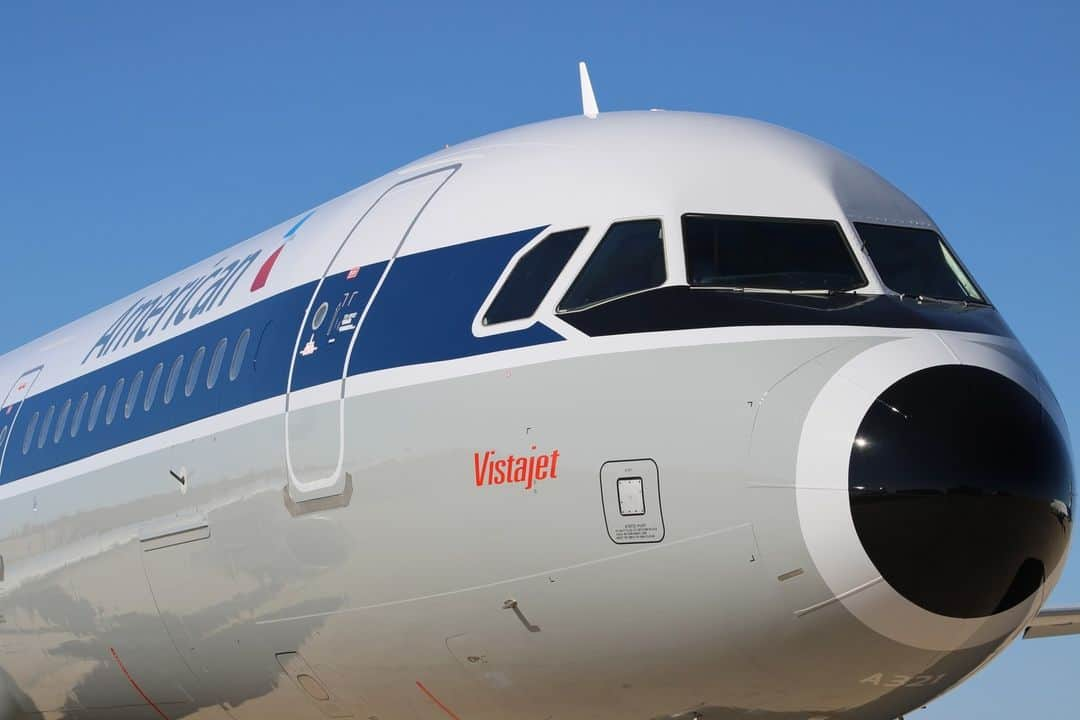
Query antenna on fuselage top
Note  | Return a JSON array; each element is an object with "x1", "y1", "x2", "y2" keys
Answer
[{"x1": 579, "y1": 61, "x2": 599, "y2": 119}]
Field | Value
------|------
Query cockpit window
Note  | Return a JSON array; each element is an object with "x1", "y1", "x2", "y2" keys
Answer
[
  {"x1": 484, "y1": 227, "x2": 588, "y2": 325},
  {"x1": 558, "y1": 220, "x2": 665, "y2": 312},
  {"x1": 682, "y1": 214, "x2": 866, "y2": 292},
  {"x1": 854, "y1": 223, "x2": 985, "y2": 304}
]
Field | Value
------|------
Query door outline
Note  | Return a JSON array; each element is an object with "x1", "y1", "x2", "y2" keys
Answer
[
  {"x1": 285, "y1": 164, "x2": 460, "y2": 502},
  {"x1": 0, "y1": 366, "x2": 44, "y2": 480}
]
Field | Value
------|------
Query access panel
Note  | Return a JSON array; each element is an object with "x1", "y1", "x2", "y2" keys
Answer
[{"x1": 600, "y1": 458, "x2": 665, "y2": 544}]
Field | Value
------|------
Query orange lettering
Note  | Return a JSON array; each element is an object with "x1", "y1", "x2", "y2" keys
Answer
[
  {"x1": 473, "y1": 448, "x2": 562, "y2": 490},
  {"x1": 535, "y1": 454, "x2": 550, "y2": 480},
  {"x1": 473, "y1": 451, "x2": 492, "y2": 487}
]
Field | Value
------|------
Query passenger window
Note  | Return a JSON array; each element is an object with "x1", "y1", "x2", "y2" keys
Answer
[
  {"x1": 854, "y1": 223, "x2": 985, "y2": 304},
  {"x1": 186, "y1": 347, "x2": 206, "y2": 398},
  {"x1": 0, "y1": 424, "x2": 8, "y2": 450},
  {"x1": 312, "y1": 302, "x2": 329, "y2": 331},
  {"x1": 145, "y1": 363, "x2": 164, "y2": 412},
  {"x1": 106, "y1": 378, "x2": 125, "y2": 426},
  {"x1": 229, "y1": 329, "x2": 251, "y2": 382},
  {"x1": 164, "y1": 355, "x2": 184, "y2": 405},
  {"x1": 558, "y1": 220, "x2": 665, "y2": 312},
  {"x1": 88, "y1": 386, "x2": 106, "y2": 432},
  {"x1": 53, "y1": 398, "x2": 72, "y2": 444},
  {"x1": 37, "y1": 405, "x2": 55, "y2": 449},
  {"x1": 71, "y1": 392, "x2": 89, "y2": 438},
  {"x1": 682, "y1": 214, "x2": 866, "y2": 292},
  {"x1": 484, "y1": 228, "x2": 588, "y2": 325},
  {"x1": 22, "y1": 411, "x2": 39, "y2": 455},
  {"x1": 125, "y1": 371, "x2": 144, "y2": 420},
  {"x1": 207, "y1": 338, "x2": 228, "y2": 390}
]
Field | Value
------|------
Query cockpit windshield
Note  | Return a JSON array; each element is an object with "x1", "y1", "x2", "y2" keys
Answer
[
  {"x1": 682, "y1": 214, "x2": 867, "y2": 293},
  {"x1": 558, "y1": 220, "x2": 666, "y2": 312},
  {"x1": 854, "y1": 223, "x2": 985, "y2": 304}
]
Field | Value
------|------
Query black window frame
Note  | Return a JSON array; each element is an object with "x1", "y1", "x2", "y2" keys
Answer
[
  {"x1": 681, "y1": 213, "x2": 869, "y2": 294},
  {"x1": 483, "y1": 227, "x2": 589, "y2": 326},
  {"x1": 853, "y1": 221, "x2": 990, "y2": 306},
  {"x1": 557, "y1": 219, "x2": 668, "y2": 313}
]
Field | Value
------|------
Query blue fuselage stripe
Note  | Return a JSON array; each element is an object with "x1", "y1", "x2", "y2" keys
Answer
[{"x1": 0, "y1": 227, "x2": 559, "y2": 485}]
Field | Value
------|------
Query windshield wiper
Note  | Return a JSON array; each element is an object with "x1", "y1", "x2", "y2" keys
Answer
[
  {"x1": 694, "y1": 285, "x2": 747, "y2": 293},
  {"x1": 902, "y1": 293, "x2": 988, "y2": 307},
  {"x1": 789, "y1": 288, "x2": 860, "y2": 296},
  {"x1": 694, "y1": 286, "x2": 859, "y2": 296}
]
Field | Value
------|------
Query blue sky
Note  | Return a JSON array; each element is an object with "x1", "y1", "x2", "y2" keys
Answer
[{"x1": 1, "y1": 2, "x2": 1077, "y2": 716}]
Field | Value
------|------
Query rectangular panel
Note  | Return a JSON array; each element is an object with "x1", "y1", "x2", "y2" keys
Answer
[{"x1": 600, "y1": 459, "x2": 664, "y2": 544}]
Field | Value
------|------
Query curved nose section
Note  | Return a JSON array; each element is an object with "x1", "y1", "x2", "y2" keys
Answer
[{"x1": 849, "y1": 364, "x2": 1073, "y2": 619}]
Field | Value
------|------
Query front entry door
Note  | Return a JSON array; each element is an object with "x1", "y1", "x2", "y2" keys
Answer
[
  {"x1": 285, "y1": 166, "x2": 457, "y2": 504},
  {"x1": 0, "y1": 366, "x2": 43, "y2": 481}
]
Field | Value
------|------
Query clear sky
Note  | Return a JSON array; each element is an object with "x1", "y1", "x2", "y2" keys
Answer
[{"x1": 1, "y1": 2, "x2": 1077, "y2": 717}]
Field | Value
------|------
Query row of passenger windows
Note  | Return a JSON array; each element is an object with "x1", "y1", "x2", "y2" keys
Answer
[
  {"x1": 1, "y1": 328, "x2": 252, "y2": 458},
  {"x1": 482, "y1": 214, "x2": 984, "y2": 325}
]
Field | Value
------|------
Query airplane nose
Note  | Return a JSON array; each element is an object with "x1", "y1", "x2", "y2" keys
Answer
[{"x1": 848, "y1": 364, "x2": 1073, "y2": 620}]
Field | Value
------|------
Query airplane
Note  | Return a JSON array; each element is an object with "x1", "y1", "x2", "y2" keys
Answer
[{"x1": 0, "y1": 63, "x2": 1073, "y2": 720}]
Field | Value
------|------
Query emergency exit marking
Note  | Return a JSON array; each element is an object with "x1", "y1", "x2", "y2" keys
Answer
[{"x1": 617, "y1": 477, "x2": 646, "y2": 516}]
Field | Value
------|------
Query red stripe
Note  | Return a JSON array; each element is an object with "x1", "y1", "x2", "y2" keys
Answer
[
  {"x1": 415, "y1": 681, "x2": 462, "y2": 720},
  {"x1": 109, "y1": 647, "x2": 170, "y2": 720},
  {"x1": 250, "y1": 245, "x2": 284, "y2": 292}
]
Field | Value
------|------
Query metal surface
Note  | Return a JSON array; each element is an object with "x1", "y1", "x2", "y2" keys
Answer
[{"x1": 0, "y1": 111, "x2": 1071, "y2": 720}]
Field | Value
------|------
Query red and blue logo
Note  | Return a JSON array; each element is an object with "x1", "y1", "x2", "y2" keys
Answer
[{"x1": 250, "y1": 210, "x2": 316, "y2": 292}]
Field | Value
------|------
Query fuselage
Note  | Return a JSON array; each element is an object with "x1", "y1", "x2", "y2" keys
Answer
[{"x1": 0, "y1": 111, "x2": 1072, "y2": 720}]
